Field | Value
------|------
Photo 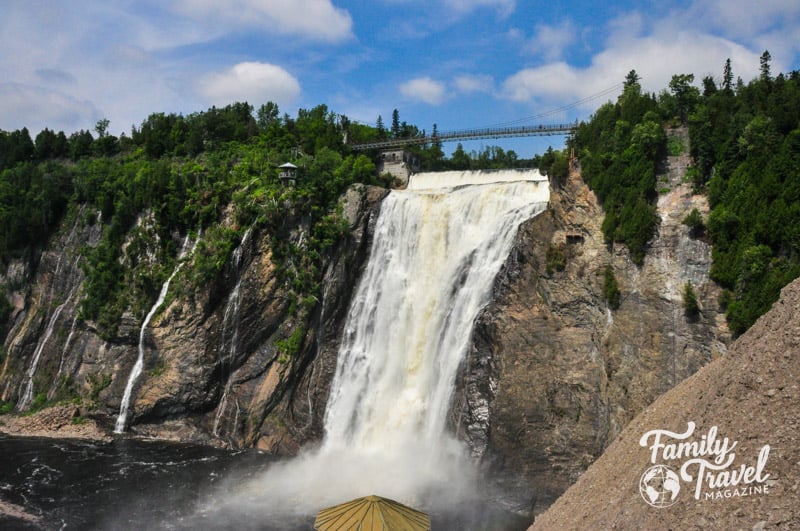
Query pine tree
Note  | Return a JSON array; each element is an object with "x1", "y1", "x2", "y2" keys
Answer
[
  {"x1": 722, "y1": 58, "x2": 733, "y2": 93},
  {"x1": 391, "y1": 109, "x2": 400, "y2": 138},
  {"x1": 760, "y1": 50, "x2": 772, "y2": 82},
  {"x1": 376, "y1": 115, "x2": 386, "y2": 139}
]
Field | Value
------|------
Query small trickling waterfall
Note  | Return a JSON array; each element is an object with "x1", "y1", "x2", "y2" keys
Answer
[
  {"x1": 115, "y1": 234, "x2": 198, "y2": 433},
  {"x1": 18, "y1": 252, "x2": 83, "y2": 411},
  {"x1": 18, "y1": 286, "x2": 78, "y2": 410},
  {"x1": 227, "y1": 170, "x2": 549, "y2": 517},
  {"x1": 213, "y1": 227, "x2": 251, "y2": 438}
]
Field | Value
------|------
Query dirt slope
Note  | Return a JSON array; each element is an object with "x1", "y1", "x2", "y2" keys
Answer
[{"x1": 530, "y1": 278, "x2": 800, "y2": 530}]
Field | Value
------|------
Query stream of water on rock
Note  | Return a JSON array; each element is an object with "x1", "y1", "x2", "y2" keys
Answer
[{"x1": 115, "y1": 234, "x2": 198, "y2": 434}]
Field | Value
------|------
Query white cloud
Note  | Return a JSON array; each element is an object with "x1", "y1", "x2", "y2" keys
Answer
[
  {"x1": 443, "y1": 0, "x2": 515, "y2": 18},
  {"x1": 0, "y1": 83, "x2": 102, "y2": 134},
  {"x1": 503, "y1": 30, "x2": 762, "y2": 109},
  {"x1": 400, "y1": 77, "x2": 447, "y2": 105},
  {"x1": 454, "y1": 74, "x2": 494, "y2": 94},
  {"x1": 199, "y1": 62, "x2": 301, "y2": 107},
  {"x1": 687, "y1": 0, "x2": 800, "y2": 39},
  {"x1": 525, "y1": 20, "x2": 577, "y2": 61},
  {"x1": 169, "y1": 0, "x2": 353, "y2": 42}
]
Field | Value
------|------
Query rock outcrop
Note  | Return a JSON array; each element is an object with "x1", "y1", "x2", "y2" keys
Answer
[
  {"x1": 461, "y1": 128, "x2": 730, "y2": 514},
  {"x1": 529, "y1": 276, "x2": 800, "y2": 530},
  {"x1": 0, "y1": 185, "x2": 388, "y2": 450}
]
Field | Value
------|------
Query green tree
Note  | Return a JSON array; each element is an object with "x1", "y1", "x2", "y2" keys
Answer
[
  {"x1": 760, "y1": 50, "x2": 772, "y2": 82},
  {"x1": 257, "y1": 102, "x2": 280, "y2": 130},
  {"x1": 391, "y1": 109, "x2": 401, "y2": 138},
  {"x1": 375, "y1": 115, "x2": 386, "y2": 139},
  {"x1": 603, "y1": 265, "x2": 621, "y2": 310},
  {"x1": 668, "y1": 74, "x2": 699, "y2": 123},
  {"x1": 449, "y1": 143, "x2": 471, "y2": 170},
  {"x1": 722, "y1": 58, "x2": 734, "y2": 92},
  {"x1": 683, "y1": 281, "x2": 700, "y2": 319},
  {"x1": 683, "y1": 208, "x2": 705, "y2": 237}
]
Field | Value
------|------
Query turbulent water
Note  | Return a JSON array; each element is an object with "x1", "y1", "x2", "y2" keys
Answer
[{"x1": 325, "y1": 170, "x2": 548, "y2": 450}]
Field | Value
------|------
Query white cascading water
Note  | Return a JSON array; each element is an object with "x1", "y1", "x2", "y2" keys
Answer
[
  {"x1": 115, "y1": 234, "x2": 198, "y2": 434},
  {"x1": 213, "y1": 227, "x2": 251, "y2": 438},
  {"x1": 206, "y1": 169, "x2": 549, "y2": 519},
  {"x1": 18, "y1": 285, "x2": 78, "y2": 410},
  {"x1": 322, "y1": 169, "x2": 549, "y2": 451}
]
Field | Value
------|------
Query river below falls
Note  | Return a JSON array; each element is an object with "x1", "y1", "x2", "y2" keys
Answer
[{"x1": 0, "y1": 435, "x2": 530, "y2": 530}]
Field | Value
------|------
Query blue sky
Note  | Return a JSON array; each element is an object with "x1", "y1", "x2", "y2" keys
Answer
[{"x1": 2, "y1": 0, "x2": 799, "y2": 157}]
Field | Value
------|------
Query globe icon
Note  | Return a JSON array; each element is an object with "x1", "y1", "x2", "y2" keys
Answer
[{"x1": 639, "y1": 464, "x2": 680, "y2": 508}]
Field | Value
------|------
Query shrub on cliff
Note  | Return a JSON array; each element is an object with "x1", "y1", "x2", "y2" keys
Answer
[
  {"x1": 603, "y1": 265, "x2": 621, "y2": 310},
  {"x1": 683, "y1": 281, "x2": 700, "y2": 319}
]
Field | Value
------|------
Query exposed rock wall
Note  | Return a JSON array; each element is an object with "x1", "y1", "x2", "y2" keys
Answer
[
  {"x1": 0, "y1": 185, "x2": 388, "y2": 449},
  {"x1": 463, "y1": 128, "x2": 730, "y2": 514},
  {"x1": 529, "y1": 277, "x2": 800, "y2": 530}
]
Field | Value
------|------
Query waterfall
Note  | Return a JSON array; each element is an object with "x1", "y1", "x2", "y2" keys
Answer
[
  {"x1": 323, "y1": 170, "x2": 548, "y2": 451},
  {"x1": 18, "y1": 286, "x2": 78, "y2": 410},
  {"x1": 114, "y1": 234, "x2": 197, "y2": 434},
  {"x1": 213, "y1": 227, "x2": 252, "y2": 438},
  {"x1": 219, "y1": 170, "x2": 549, "y2": 517}
]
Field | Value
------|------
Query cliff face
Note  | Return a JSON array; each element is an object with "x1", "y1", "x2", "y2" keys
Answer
[
  {"x1": 0, "y1": 184, "x2": 388, "y2": 450},
  {"x1": 529, "y1": 277, "x2": 800, "y2": 530},
  {"x1": 462, "y1": 128, "x2": 730, "y2": 514}
]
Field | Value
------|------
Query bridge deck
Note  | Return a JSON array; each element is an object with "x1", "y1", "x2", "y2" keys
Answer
[{"x1": 349, "y1": 123, "x2": 577, "y2": 151}]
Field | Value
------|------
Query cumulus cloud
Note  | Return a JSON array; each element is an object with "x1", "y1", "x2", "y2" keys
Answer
[
  {"x1": 199, "y1": 62, "x2": 301, "y2": 108},
  {"x1": 503, "y1": 30, "x2": 762, "y2": 109},
  {"x1": 400, "y1": 77, "x2": 447, "y2": 105},
  {"x1": 454, "y1": 74, "x2": 494, "y2": 94},
  {"x1": 169, "y1": 0, "x2": 353, "y2": 42},
  {"x1": 525, "y1": 20, "x2": 577, "y2": 61},
  {"x1": 0, "y1": 83, "x2": 101, "y2": 134}
]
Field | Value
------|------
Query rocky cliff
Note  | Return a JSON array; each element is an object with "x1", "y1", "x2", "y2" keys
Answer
[
  {"x1": 0, "y1": 184, "x2": 388, "y2": 451},
  {"x1": 529, "y1": 276, "x2": 800, "y2": 530},
  {"x1": 459, "y1": 128, "x2": 730, "y2": 514}
]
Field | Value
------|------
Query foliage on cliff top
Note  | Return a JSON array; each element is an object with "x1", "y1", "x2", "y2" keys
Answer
[
  {"x1": 0, "y1": 102, "x2": 384, "y2": 338},
  {"x1": 686, "y1": 56, "x2": 800, "y2": 334},
  {"x1": 571, "y1": 70, "x2": 664, "y2": 266},
  {"x1": 573, "y1": 56, "x2": 800, "y2": 335}
]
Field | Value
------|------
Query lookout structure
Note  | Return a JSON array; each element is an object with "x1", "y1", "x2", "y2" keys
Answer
[
  {"x1": 278, "y1": 162, "x2": 298, "y2": 186},
  {"x1": 377, "y1": 148, "x2": 420, "y2": 187}
]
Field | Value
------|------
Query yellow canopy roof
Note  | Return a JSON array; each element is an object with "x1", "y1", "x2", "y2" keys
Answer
[{"x1": 314, "y1": 495, "x2": 431, "y2": 531}]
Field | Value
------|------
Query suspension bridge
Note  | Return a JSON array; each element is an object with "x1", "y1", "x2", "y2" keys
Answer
[
  {"x1": 346, "y1": 82, "x2": 624, "y2": 151},
  {"x1": 347, "y1": 122, "x2": 578, "y2": 151}
]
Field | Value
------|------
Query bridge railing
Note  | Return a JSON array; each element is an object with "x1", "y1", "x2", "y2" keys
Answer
[{"x1": 348, "y1": 122, "x2": 578, "y2": 151}]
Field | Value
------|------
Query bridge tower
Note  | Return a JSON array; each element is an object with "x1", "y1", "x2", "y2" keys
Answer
[{"x1": 377, "y1": 148, "x2": 420, "y2": 187}]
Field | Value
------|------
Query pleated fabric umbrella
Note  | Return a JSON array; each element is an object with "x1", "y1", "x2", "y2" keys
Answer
[{"x1": 314, "y1": 495, "x2": 431, "y2": 531}]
